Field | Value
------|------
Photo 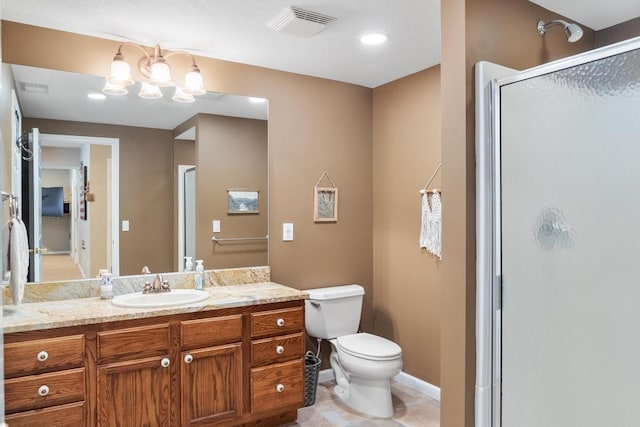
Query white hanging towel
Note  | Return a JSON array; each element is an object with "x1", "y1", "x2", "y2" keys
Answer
[
  {"x1": 429, "y1": 191, "x2": 442, "y2": 259},
  {"x1": 420, "y1": 192, "x2": 431, "y2": 249},
  {"x1": 9, "y1": 217, "x2": 29, "y2": 304},
  {"x1": 419, "y1": 191, "x2": 442, "y2": 259}
]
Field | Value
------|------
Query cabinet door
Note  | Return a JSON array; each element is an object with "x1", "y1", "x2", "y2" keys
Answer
[
  {"x1": 181, "y1": 343, "x2": 242, "y2": 426},
  {"x1": 97, "y1": 355, "x2": 172, "y2": 427}
]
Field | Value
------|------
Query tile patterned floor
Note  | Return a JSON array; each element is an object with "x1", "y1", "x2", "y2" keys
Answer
[{"x1": 283, "y1": 379, "x2": 440, "y2": 426}]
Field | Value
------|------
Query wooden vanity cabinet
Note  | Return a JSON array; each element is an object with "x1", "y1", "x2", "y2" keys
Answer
[
  {"x1": 4, "y1": 335, "x2": 86, "y2": 426},
  {"x1": 96, "y1": 324, "x2": 172, "y2": 426},
  {"x1": 3, "y1": 299, "x2": 305, "y2": 427},
  {"x1": 180, "y1": 315, "x2": 243, "y2": 426}
]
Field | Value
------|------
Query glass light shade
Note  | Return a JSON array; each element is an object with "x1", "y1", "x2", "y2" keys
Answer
[
  {"x1": 183, "y1": 68, "x2": 205, "y2": 96},
  {"x1": 108, "y1": 56, "x2": 134, "y2": 87},
  {"x1": 172, "y1": 87, "x2": 195, "y2": 103},
  {"x1": 102, "y1": 78, "x2": 128, "y2": 96},
  {"x1": 138, "y1": 81, "x2": 163, "y2": 99},
  {"x1": 149, "y1": 60, "x2": 173, "y2": 87}
]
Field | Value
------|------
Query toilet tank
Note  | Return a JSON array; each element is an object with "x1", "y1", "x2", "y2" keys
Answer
[{"x1": 305, "y1": 284, "x2": 365, "y2": 339}]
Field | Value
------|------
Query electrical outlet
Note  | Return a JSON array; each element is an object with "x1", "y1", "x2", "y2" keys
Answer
[
  {"x1": 122, "y1": 220, "x2": 129, "y2": 232},
  {"x1": 213, "y1": 220, "x2": 221, "y2": 233},
  {"x1": 283, "y1": 223, "x2": 294, "y2": 241}
]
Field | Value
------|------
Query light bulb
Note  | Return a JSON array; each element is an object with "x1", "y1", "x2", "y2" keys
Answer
[
  {"x1": 138, "y1": 81, "x2": 163, "y2": 99},
  {"x1": 102, "y1": 78, "x2": 128, "y2": 96},
  {"x1": 172, "y1": 87, "x2": 195, "y2": 103},
  {"x1": 149, "y1": 59, "x2": 172, "y2": 87},
  {"x1": 107, "y1": 51, "x2": 134, "y2": 87},
  {"x1": 183, "y1": 67, "x2": 205, "y2": 96}
]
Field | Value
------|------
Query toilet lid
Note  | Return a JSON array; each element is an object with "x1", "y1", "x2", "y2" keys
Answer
[{"x1": 336, "y1": 333, "x2": 402, "y2": 361}]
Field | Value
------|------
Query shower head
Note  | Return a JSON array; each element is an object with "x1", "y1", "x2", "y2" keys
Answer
[{"x1": 537, "y1": 19, "x2": 584, "y2": 43}]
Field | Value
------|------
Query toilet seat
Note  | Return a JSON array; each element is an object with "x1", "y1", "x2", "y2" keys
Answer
[{"x1": 336, "y1": 333, "x2": 402, "y2": 361}]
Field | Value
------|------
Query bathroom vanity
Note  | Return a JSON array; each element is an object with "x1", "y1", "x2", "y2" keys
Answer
[{"x1": 3, "y1": 282, "x2": 307, "y2": 426}]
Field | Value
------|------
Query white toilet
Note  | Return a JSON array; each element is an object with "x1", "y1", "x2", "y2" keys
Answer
[{"x1": 305, "y1": 284, "x2": 403, "y2": 418}]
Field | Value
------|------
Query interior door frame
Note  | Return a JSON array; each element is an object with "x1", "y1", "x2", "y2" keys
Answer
[
  {"x1": 177, "y1": 164, "x2": 196, "y2": 271},
  {"x1": 40, "y1": 134, "x2": 120, "y2": 277},
  {"x1": 475, "y1": 36, "x2": 640, "y2": 427}
]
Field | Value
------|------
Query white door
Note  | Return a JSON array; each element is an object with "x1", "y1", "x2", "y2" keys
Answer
[
  {"x1": 27, "y1": 128, "x2": 43, "y2": 282},
  {"x1": 178, "y1": 165, "x2": 197, "y2": 270},
  {"x1": 497, "y1": 43, "x2": 640, "y2": 426}
]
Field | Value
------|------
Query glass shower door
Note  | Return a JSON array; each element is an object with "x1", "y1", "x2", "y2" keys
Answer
[{"x1": 499, "y1": 46, "x2": 640, "y2": 426}]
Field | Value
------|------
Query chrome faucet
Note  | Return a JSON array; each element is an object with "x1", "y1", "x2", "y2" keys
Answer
[{"x1": 143, "y1": 273, "x2": 171, "y2": 294}]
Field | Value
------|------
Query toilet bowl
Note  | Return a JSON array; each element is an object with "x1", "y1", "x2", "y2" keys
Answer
[
  {"x1": 304, "y1": 284, "x2": 403, "y2": 418},
  {"x1": 330, "y1": 333, "x2": 402, "y2": 418}
]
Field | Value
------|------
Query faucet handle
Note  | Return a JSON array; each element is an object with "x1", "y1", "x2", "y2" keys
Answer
[
  {"x1": 161, "y1": 281, "x2": 171, "y2": 291},
  {"x1": 143, "y1": 282, "x2": 152, "y2": 293}
]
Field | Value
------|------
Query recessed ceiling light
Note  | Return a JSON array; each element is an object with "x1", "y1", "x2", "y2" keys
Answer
[
  {"x1": 249, "y1": 97, "x2": 266, "y2": 103},
  {"x1": 87, "y1": 93, "x2": 107, "y2": 100},
  {"x1": 360, "y1": 33, "x2": 388, "y2": 45}
]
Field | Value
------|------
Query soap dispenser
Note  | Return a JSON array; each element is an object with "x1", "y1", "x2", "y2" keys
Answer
[
  {"x1": 195, "y1": 260, "x2": 204, "y2": 290},
  {"x1": 184, "y1": 256, "x2": 193, "y2": 272}
]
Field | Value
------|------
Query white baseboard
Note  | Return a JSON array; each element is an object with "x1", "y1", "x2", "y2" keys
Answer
[
  {"x1": 317, "y1": 369, "x2": 440, "y2": 402},
  {"x1": 318, "y1": 368, "x2": 335, "y2": 384},
  {"x1": 394, "y1": 371, "x2": 440, "y2": 401}
]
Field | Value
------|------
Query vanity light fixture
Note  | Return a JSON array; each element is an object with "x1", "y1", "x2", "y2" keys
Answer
[
  {"x1": 360, "y1": 33, "x2": 388, "y2": 45},
  {"x1": 103, "y1": 43, "x2": 206, "y2": 101}
]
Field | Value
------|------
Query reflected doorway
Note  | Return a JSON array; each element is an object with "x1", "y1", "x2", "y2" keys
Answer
[{"x1": 178, "y1": 165, "x2": 196, "y2": 271}]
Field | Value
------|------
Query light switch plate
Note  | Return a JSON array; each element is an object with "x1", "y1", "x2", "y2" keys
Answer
[
  {"x1": 283, "y1": 223, "x2": 294, "y2": 241},
  {"x1": 122, "y1": 220, "x2": 129, "y2": 232},
  {"x1": 213, "y1": 220, "x2": 221, "y2": 233}
]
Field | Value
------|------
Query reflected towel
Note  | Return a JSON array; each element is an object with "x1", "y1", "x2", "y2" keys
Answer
[
  {"x1": 9, "y1": 217, "x2": 29, "y2": 304},
  {"x1": 420, "y1": 193, "x2": 430, "y2": 249},
  {"x1": 2, "y1": 221, "x2": 9, "y2": 278}
]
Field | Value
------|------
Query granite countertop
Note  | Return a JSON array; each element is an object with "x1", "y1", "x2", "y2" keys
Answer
[{"x1": 3, "y1": 282, "x2": 308, "y2": 334}]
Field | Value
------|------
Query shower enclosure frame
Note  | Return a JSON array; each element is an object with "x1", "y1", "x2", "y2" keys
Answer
[{"x1": 475, "y1": 35, "x2": 640, "y2": 427}]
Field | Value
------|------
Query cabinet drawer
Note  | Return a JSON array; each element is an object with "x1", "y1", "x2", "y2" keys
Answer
[
  {"x1": 4, "y1": 335, "x2": 84, "y2": 378},
  {"x1": 5, "y1": 367, "x2": 85, "y2": 414},
  {"x1": 181, "y1": 314, "x2": 242, "y2": 349},
  {"x1": 4, "y1": 401, "x2": 85, "y2": 426},
  {"x1": 98, "y1": 323, "x2": 170, "y2": 363},
  {"x1": 251, "y1": 333, "x2": 304, "y2": 366},
  {"x1": 250, "y1": 307, "x2": 304, "y2": 338},
  {"x1": 251, "y1": 359, "x2": 304, "y2": 414}
]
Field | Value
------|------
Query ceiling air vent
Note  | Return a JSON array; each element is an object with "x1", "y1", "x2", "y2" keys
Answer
[
  {"x1": 267, "y1": 6, "x2": 337, "y2": 37},
  {"x1": 19, "y1": 81, "x2": 49, "y2": 94}
]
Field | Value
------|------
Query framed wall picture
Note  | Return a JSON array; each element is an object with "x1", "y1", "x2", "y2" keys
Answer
[
  {"x1": 227, "y1": 190, "x2": 259, "y2": 214},
  {"x1": 314, "y1": 187, "x2": 338, "y2": 222}
]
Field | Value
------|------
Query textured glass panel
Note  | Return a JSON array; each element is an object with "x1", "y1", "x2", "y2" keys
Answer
[{"x1": 501, "y1": 48, "x2": 640, "y2": 427}]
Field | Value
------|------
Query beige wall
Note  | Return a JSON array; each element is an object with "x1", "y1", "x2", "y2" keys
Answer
[
  {"x1": 372, "y1": 66, "x2": 442, "y2": 386},
  {"x1": 23, "y1": 117, "x2": 174, "y2": 276},
  {"x1": 596, "y1": 17, "x2": 640, "y2": 47},
  {"x1": 3, "y1": 22, "x2": 374, "y2": 328},
  {"x1": 440, "y1": 0, "x2": 595, "y2": 425},
  {"x1": 195, "y1": 114, "x2": 268, "y2": 269},
  {"x1": 89, "y1": 144, "x2": 109, "y2": 276}
]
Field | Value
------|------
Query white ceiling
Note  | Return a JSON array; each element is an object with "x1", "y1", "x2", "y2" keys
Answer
[
  {"x1": 0, "y1": 0, "x2": 441, "y2": 89},
  {"x1": 11, "y1": 64, "x2": 268, "y2": 132},
  {"x1": 530, "y1": 0, "x2": 640, "y2": 31}
]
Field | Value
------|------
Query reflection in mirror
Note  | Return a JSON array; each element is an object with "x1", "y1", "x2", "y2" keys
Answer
[{"x1": 1, "y1": 63, "x2": 268, "y2": 285}]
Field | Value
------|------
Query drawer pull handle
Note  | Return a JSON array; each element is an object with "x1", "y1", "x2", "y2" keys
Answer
[
  {"x1": 276, "y1": 318, "x2": 285, "y2": 327},
  {"x1": 38, "y1": 385, "x2": 49, "y2": 397},
  {"x1": 276, "y1": 383, "x2": 285, "y2": 393},
  {"x1": 276, "y1": 345, "x2": 285, "y2": 354},
  {"x1": 37, "y1": 351, "x2": 49, "y2": 362},
  {"x1": 184, "y1": 354, "x2": 194, "y2": 364},
  {"x1": 161, "y1": 357, "x2": 171, "y2": 368}
]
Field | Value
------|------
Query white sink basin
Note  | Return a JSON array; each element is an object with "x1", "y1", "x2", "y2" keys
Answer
[{"x1": 111, "y1": 289, "x2": 209, "y2": 308}]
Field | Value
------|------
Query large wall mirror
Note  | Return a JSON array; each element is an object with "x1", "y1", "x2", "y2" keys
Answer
[{"x1": 1, "y1": 63, "x2": 268, "y2": 285}]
